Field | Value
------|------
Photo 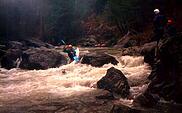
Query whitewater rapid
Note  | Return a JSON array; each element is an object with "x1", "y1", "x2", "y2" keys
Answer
[{"x1": 0, "y1": 55, "x2": 151, "y2": 112}]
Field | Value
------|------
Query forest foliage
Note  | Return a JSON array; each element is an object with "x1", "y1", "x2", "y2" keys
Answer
[{"x1": 0, "y1": 0, "x2": 181, "y2": 45}]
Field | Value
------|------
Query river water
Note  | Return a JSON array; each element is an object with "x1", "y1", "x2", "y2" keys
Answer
[{"x1": 0, "y1": 48, "x2": 151, "y2": 113}]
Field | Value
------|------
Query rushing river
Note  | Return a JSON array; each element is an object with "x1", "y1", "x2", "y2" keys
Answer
[{"x1": 0, "y1": 48, "x2": 151, "y2": 113}]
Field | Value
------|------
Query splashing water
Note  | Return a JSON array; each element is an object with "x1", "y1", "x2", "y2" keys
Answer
[{"x1": 0, "y1": 55, "x2": 151, "y2": 112}]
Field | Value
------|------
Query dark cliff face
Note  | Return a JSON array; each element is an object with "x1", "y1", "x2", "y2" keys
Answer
[
  {"x1": 168, "y1": 1, "x2": 182, "y2": 31},
  {"x1": 0, "y1": 0, "x2": 181, "y2": 45},
  {"x1": 134, "y1": 33, "x2": 182, "y2": 107},
  {"x1": 148, "y1": 33, "x2": 182, "y2": 103}
]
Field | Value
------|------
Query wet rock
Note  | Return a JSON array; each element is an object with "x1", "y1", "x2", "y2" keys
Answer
[
  {"x1": 81, "y1": 53, "x2": 118, "y2": 67},
  {"x1": 1, "y1": 49, "x2": 22, "y2": 69},
  {"x1": 6, "y1": 41, "x2": 24, "y2": 50},
  {"x1": 22, "y1": 38, "x2": 54, "y2": 48},
  {"x1": 78, "y1": 37, "x2": 98, "y2": 47},
  {"x1": 0, "y1": 49, "x2": 6, "y2": 58},
  {"x1": 95, "y1": 92, "x2": 116, "y2": 100},
  {"x1": 135, "y1": 33, "x2": 182, "y2": 106},
  {"x1": 141, "y1": 41, "x2": 157, "y2": 66},
  {"x1": 121, "y1": 47, "x2": 141, "y2": 56},
  {"x1": 111, "y1": 102, "x2": 182, "y2": 113},
  {"x1": 0, "y1": 41, "x2": 24, "y2": 69},
  {"x1": 20, "y1": 47, "x2": 67, "y2": 70},
  {"x1": 148, "y1": 34, "x2": 182, "y2": 103},
  {"x1": 110, "y1": 105, "x2": 142, "y2": 113},
  {"x1": 118, "y1": 41, "x2": 156, "y2": 66},
  {"x1": 97, "y1": 67, "x2": 130, "y2": 98},
  {"x1": 133, "y1": 92, "x2": 159, "y2": 107},
  {"x1": 114, "y1": 32, "x2": 132, "y2": 48}
]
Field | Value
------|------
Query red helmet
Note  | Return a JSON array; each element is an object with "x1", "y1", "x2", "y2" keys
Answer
[
  {"x1": 65, "y1": 45, "x2": 72, "y2": 49},
  {"x1": 68, "y1": 44, "x2": 72, "y2": 48},
  {"x1": 168, "y1": 19, "x2": 172, "y2": 23},
  {"x1": 167, "y1": 18, "x2": 174, "y2": 25}
]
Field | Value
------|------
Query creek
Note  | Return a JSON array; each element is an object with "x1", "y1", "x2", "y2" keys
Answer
[{"x1": 0, "y1": 47, "x2": 151, "y2": 113}]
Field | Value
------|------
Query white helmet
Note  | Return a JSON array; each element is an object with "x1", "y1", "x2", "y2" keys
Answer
[{"x1": 154, "y1": 9, "x2": 160, "y2": 14}]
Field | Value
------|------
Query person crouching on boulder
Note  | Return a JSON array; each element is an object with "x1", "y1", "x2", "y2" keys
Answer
[
  {"x1": 63, "y1": 45, "x2": 79, "y2": 63},
  {"x1": 166, "y1": 18, "x2": 177, "y2": 37}
]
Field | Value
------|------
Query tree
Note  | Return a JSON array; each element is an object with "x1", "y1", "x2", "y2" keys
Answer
[{"x1": 107, "y1": 0, "x2": 144, "y2": 35}]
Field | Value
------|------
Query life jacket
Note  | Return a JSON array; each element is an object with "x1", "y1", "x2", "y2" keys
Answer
[
  {"x1": 63, "y1": 47, "x2": 76, "y2": 61},
  {"x1": 154, "y1": 14, "x2": 167, "y2": 29}
]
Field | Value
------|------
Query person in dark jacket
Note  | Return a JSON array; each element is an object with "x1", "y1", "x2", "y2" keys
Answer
[
  {"x1": 153, "y1": 9, "x2": 167, "y2": 43},
  {"x1": 153, "y1": 9, "x2": 167, "y2": 57}
]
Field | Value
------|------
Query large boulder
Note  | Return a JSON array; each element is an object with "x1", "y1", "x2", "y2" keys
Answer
[
  {"x1": 1, "y1": 49, "x2": 22, "y2": 69},
  {"x1": 22, "y1": 38, "x2": 54, "y2": 48},
  {"x1": 134, "y1": 33, "x2": 182, "y2": 106},
  {"x1": 111, "y1": 104, "x2": 154, "y2": 113},
  {"x1": 0, "y1": 49, "x2": 6, "y2": 58},
  {"x1": 6, "y1": 41, "x2": 24, "y2": 50},
  {"x1": 97, "y1": 67, "x2": 130, "y2": 98},
  {"x1": 114, "y1": 32, "x2": 132, "y2": 48},
  {"x1": 0, "y1": 40, "x2": 56, "y2": 69},
  {"x1": 118, "y1": 41, "x2": 156, "y2": 56},
  {"x1": 0, "y1": 41, "x2": 24, "y2": 69},
  {"x1": 78, "y1": 37, "x2": 98, "y2": 47},
  {"x1": 111, "y1": 102, "x2": 182, "y2": 113},
  {"x1": 81, "y1": 53, "x2": 118, "y2": 67},
  {"x1": 121, "y1": 46, "x2": 141, "y2": 56},
  {"x1": 141, "y1": 41, "x2": 157, "y2": 66},
  {"x1": 19, "y1": 48, "x2": 67, "y2": 70},
  {"x1": 133, "y1": 91, "x2": 160, "y2": 107},
  {"x1": 118, "y1": 41, "x2": 157, "y2": 66}
]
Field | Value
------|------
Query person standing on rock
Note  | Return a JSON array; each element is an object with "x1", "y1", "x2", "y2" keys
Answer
[
  {"x1": 153, "y1": 9, "x2": 167, "y2": 42},
  {"x1": 153, "y1": 9, "x2": 167, "y2": 56}
]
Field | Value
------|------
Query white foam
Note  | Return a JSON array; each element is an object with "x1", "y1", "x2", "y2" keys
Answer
[{"x1": 0, "y1": 56, "x2": 151, "y2": 104}]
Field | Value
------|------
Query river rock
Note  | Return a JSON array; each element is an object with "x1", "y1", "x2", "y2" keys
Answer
[
  {"x1": 0, "y1": 49, "x2": 6, "y2": 58},
  {"x1": 0, "y1": 41, "x2": 24, "y2": 69},
  {"x1": 134, "y1": 33, "x2": 182, "y2": 106},
  {"x1": 22, "y1": 38, "x2": 54, "y2": 48},
  {"x1": 121, "y1": 46, "x2": 141, "y2": 56},
  {"x1": 6, "y1": 41, "x2": 24, "y2": 50},
  {"x1": 148, "y1": 34, "x2": 182, "y2": 103},
  {"x1": 1, "y1": 49, "x2": 22, "y2": 69},
  {"x1": 141, "y1": 41, "x2": 157, "y2": 66},
  {"x1": 78, "y1": 37, "x2": 98, "y2": 47},
  {"x1": 110, "y1": 104, "x2": 142, "y2": 113},
  {"x1": 118, "y1": 41, "x2": 157, "y2": 66},
  {"x1": 97, "y1": 67, "x2": 130, "y2": 98},
  {"x1": 114, "y1": 32, "x2": 132, "y2": 48},
  {"x1": 81, "y1": 53, "x2": 118, "y2": 67},
  {"x1": 20, "y1": 47, "x2": 67, "y2": 70},
  {"x1": 133, "y1": 91, "x2": 160, "y2": 107},
  {"x1": 111, "y1": 102, "x2": 182, "y2": 113}
]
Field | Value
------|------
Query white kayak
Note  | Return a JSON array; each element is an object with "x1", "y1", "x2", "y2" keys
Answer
[{"x1": 73, "y1": 47, "x2": 80, "y2": 63}]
